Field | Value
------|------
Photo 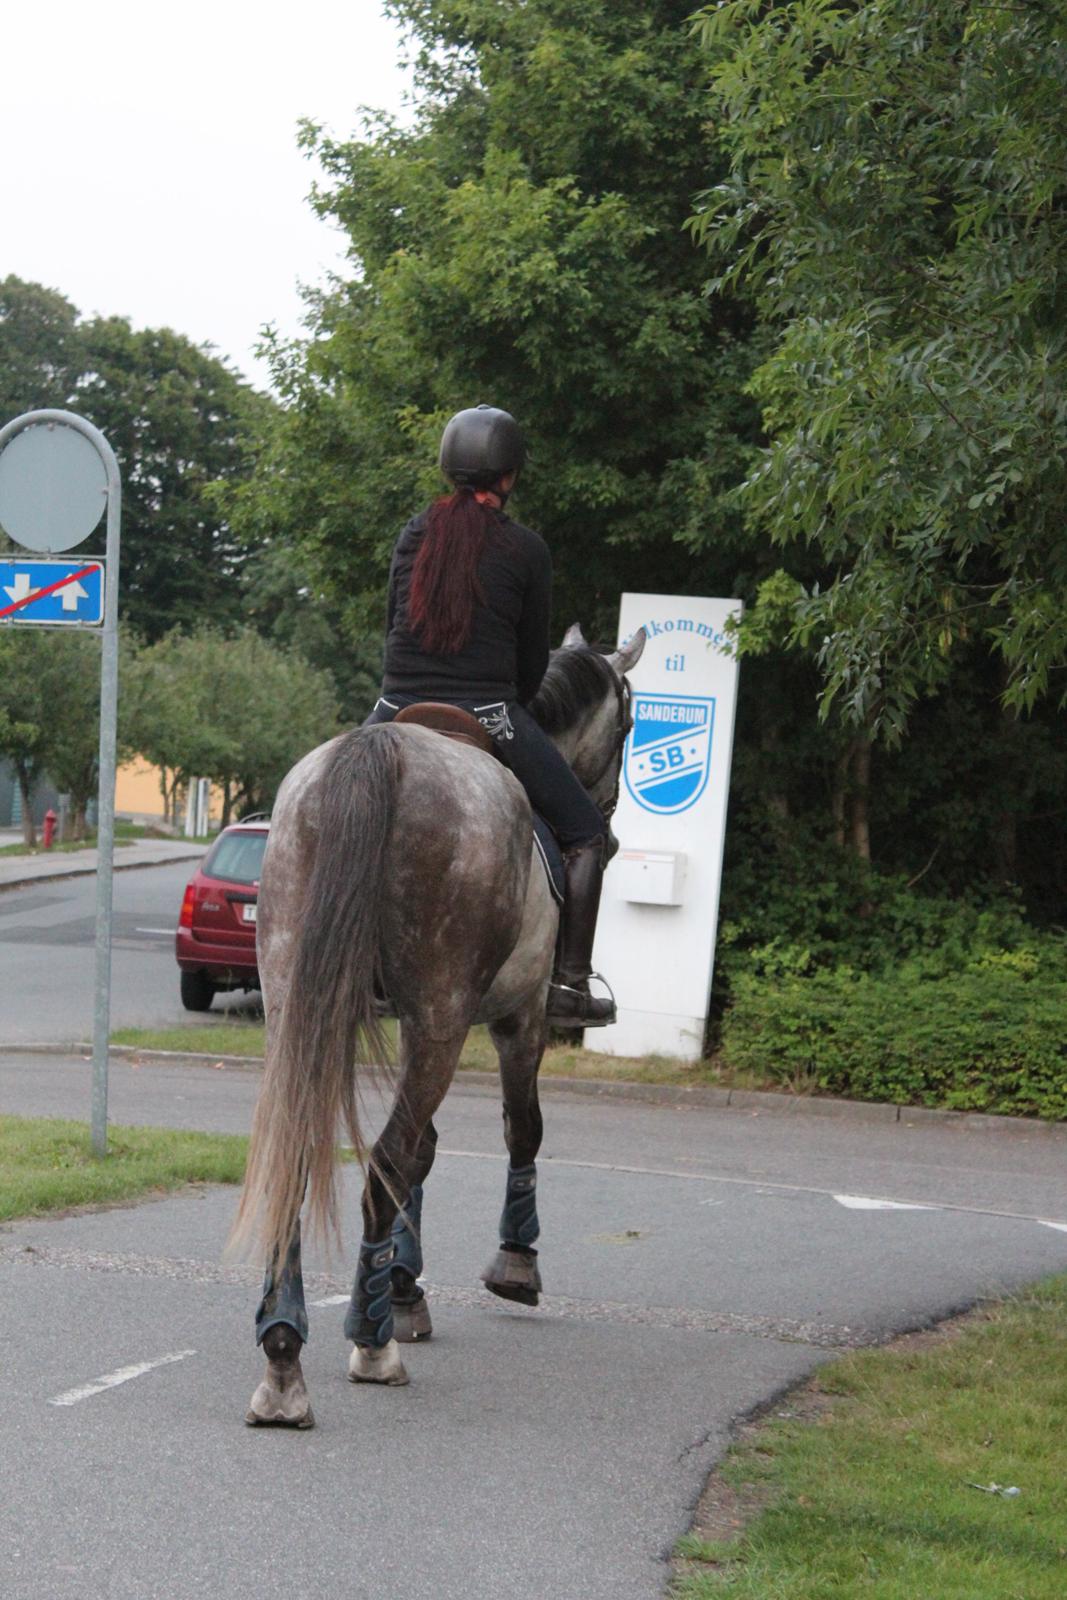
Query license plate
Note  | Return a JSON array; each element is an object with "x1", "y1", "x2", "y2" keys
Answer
[{"x1": 241, "y1": 903, "x2": 257, "y2": 924}]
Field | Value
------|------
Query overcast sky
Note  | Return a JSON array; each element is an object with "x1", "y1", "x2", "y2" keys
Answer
[{"x1": 3, "y1": 1, "x2": 412, "y2": 391}]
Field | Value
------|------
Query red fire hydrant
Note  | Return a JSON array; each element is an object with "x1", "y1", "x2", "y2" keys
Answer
[{"x1": 42, "y1": 808, "x2": 57, "y2": 850}]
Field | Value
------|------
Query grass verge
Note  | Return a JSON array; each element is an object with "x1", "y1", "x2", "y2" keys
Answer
[
  {"x1": 673, "y1": 1276, "x2": 1067, "y2": 1599},
  {"x1": 110, "y1": 1019, "x2": 729, "y2": 1087},
  {"x1": 0, "y1": 1115, "x2": 248, "y2": 1221}
]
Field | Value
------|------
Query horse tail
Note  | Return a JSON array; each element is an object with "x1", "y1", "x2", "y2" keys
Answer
[{"x1": 230, "y1": 725, "x2": 403, "y2": 1267}]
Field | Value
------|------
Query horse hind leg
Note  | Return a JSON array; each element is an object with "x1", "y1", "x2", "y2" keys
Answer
[
  {"x1": 246, "y1": 1222, "x2": 314, "y2": 1428},
  {"x1": 389, "y1": 1120, "x2": 438, "y2": 1343},
  {"x1": 482, "y1": 995, "x2": 547, "y2": 1308},
  {"x1": 347, "y1": 1026, "x2": 465, "y2": 1385}
]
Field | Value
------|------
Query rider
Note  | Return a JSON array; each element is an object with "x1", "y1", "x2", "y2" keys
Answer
[{"x1": 365, "y1": 402, "x2": 616, "y2": 1028}]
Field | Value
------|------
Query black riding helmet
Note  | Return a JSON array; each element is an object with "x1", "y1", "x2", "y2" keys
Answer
[{"x1": 439, "y1": 404, "x2": 525, "y2": 489}]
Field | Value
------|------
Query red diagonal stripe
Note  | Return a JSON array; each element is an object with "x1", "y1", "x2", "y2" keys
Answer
[{"x1": 0, "y1": 562, "x2": 101, "y2": 620}]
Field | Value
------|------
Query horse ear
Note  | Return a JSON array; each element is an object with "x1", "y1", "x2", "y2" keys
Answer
[
  {"x1": 561, "y1": 622, "x2": 586, "y2": 648},
  {"x1": 607, "y1": 627, "x2": 646, "y2": 677}
]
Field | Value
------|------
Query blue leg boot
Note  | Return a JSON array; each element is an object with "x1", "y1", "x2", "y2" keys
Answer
[
  {"x1": 391, "y1": 1184, "x2": 432, "y2": 1343},
  {"x1": 254, "y1": 1224, "x2": 309, "y2": 1347},
  {"x1": 345, "y1": 1238, "x2": 409, "y2": 1385},
  {"x1": 481, "y1": 1163, "x2": 543, "y2": 1306},
  {"x1": 247, "y1": 1226, "x2": 314, "y2": 1427}
]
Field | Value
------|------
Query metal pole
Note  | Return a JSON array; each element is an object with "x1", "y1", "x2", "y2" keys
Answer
[
  {"x1": 92, "y1": 450, "x2": 121, "y2": 1155},
  {"x1": 0, "y1": 409, "x2": 121, "y2": 1155}
]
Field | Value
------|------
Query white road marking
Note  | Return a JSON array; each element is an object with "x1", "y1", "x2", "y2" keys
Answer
[
  {"x1": 1040, "y1": 1221, "x2": 1067, "y2": 1234},
  {"x1": 435, "y1": 1147, "x2": 1067, "y2": 1230},
  {"x1": 834, "y1": 1194, "x2": 939, "y2": 1212},
  {"x1": 310, "y1": 1294, "x2": 350, "y2": 1308},
  {"x1": 135, "y1": 927, "x2": 176, "y2": 936},
  {"x1": 48, "y1": 1349, "x2": 196, "y2": 1407}
]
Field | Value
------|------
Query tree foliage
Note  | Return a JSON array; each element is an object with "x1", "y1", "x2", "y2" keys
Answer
[
  {"x1": 692, "y1": 0, "x2": 1067, "y2": 737},
  {"x1": 228, "y1": 0, "x2": 760, "y2": 645},
  {"x1": 0, "y1": 277, "x2": 273, "y2": 639},
  {"x1": 120, "y1": 627, "x2": 342, "y2": 819}
]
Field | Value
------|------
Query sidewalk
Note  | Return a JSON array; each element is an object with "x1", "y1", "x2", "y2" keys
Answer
[{"x1": 0, "y1": 833, "x2": 205, "y2": 890}]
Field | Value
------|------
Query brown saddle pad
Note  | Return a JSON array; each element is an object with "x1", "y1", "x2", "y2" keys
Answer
[{"x1": 393, "y1": 702, "x2": 496, "y2": 756}]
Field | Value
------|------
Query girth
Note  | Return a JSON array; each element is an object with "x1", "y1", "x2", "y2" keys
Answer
[{"x1": 393, "y1": 702, "x2": 497, "y2": 757}]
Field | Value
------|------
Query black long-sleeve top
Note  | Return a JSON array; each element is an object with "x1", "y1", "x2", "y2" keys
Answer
[{"x1": 381, "y1": 509, "x2": 552, "y2": 705}]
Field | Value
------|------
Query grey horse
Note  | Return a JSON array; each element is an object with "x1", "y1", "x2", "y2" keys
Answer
[{"x1": 231, "y1": 625, "x2": 645, "y2": 1426}]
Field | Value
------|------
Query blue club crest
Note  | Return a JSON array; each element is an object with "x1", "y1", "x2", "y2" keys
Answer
[{"x1": 624, "y1": 693, "x2": 716, "y2": 814}]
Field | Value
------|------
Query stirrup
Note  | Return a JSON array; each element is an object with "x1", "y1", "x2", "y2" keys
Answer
[{"x1": 546, "y1": 971, "x2": 617, "y2": 1028}]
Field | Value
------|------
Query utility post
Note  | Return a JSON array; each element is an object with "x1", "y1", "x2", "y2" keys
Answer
[{"x1": 0, "y1": 410, "x2": 122, "y2": 1154}]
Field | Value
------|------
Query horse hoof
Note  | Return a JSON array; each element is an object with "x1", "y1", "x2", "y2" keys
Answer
[
  {"x1": 348, "y1": 1338, "x2": 410, "y2": 1386},
  {"x1": 245, "y1": 1366, "x2": 315, "y2": 1428},
  {"x1": 481, "y1": 1247, "x2": 542, "y2": 1307},
  {"x1": 393, "y1": 1296, "x2": 433, "y2": 1343}
]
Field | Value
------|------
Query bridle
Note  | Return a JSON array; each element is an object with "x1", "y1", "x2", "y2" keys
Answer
[{"x1": 586, "y1": 670, "x2": 633, "y2": 829}]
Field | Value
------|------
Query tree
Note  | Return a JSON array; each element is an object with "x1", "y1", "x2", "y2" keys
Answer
[
  {"x1": 121, "y1": 627, "x2": 342, "y2": 821},
  {"x1": 691, "y1": 0, "x2": 1067, "y2": 741},
  {"x1": 0, "y1": 276, "x2": 82, "y2": 425},
  {"x1": 0, "y1": 277, "x2": 275, "y2": 639},
  {"x1": 0, "y1": 632, "x2": 52, "y2": 844},
  {"x1": 228, "y1": 0, "x2": 761, "y2": 646}
]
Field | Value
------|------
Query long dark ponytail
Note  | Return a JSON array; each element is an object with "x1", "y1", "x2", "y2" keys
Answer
[{"x1": 407, "y1": 488, "x2": 495, "y2": 654}]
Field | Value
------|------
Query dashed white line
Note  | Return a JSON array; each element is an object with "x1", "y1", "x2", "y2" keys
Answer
[
  {"x1": 48, "y1": 1349, "x2": 197, "y2": 1407},
  {"x1": 834, "y1": 1194, "x2": 939, "y2": 1213}
]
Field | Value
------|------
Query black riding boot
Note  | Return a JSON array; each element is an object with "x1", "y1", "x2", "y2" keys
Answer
[{"x1": 546, "y1": 841, "x2": 616, "y2": 1028}]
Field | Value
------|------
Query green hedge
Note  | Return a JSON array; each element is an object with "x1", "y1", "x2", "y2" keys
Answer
[{"x1": 721, "y1": 958, "x2": 1067, "y2": 1120}]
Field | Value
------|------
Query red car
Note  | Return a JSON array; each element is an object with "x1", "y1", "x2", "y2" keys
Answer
[{"x1": 176, "y1": 817, "x2": 269, "y2": 1011}]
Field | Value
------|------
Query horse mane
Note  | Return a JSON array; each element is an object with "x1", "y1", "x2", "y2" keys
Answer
[{"x1": 528, "y1": 646, "x2": 616, "y2": 735}]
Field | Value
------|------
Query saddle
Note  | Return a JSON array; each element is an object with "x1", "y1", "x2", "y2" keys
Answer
[
  {"x1": 391, "y1": 702, "x2": 563, "y2": 905},
  {"x1": 393, "y1": 702, "x2": 497, "y2": 757}
]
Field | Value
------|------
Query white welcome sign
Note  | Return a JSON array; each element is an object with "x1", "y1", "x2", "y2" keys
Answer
[{"x1": 588, "y1": 593, "x2": 742, "y2": 1061}]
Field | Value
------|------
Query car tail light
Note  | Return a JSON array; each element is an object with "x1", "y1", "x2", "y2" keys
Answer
[{"x1": 179, "y1": 884, "x2": 197, "y2": 929}]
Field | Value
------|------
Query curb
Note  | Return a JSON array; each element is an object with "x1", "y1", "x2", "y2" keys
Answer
[
  {"x1": 0, "y1": 852, "x2": 203, "y2": 895},
  {"x1": 5, "y1": 1041, "x2": 1066, "y2": 1138}
]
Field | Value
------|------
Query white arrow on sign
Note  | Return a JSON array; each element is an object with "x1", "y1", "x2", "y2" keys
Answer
[
  {"x1": 3, "y1": 572, "x2": 39, "y2": 606},
  {"x1": 58, "y1": 578, "x2": 88, "y2": 611}
]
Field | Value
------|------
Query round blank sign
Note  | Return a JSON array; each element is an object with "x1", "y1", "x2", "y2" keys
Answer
[{"x1": 0, "y1": 421, "x2": 108, "y2": 552}]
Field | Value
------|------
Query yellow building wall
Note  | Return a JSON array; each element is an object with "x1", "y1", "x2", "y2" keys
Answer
[{"x1": 114, "y1": 759, "x2": 223, "y2": 828}]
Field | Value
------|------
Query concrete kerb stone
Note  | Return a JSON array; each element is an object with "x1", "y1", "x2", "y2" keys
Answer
[{"x1": 4, "y1": 1041, "x2": 1067, "y2": 1138}]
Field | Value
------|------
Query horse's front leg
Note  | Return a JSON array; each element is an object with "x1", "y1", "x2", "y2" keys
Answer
[
  {"x1": 246, "y1": 1221, "x2": 314, "y2": 1428},
  {"x1": 482, "y1": 995, "x2": 547, "y2": 1307}
]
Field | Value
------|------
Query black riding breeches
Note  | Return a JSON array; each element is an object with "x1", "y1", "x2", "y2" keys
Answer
[{"x1": 364, "y1": 694, "x2": 603, "y2": 850}]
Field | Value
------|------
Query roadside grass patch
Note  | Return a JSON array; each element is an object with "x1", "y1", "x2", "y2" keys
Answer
[
  {"x1": 110, "y1": 1020, "x2": 722, "y2": 1087},
  {"x1": 673, "y1": 1277, "x2": 1067, "y2": 1599},
  {"x1": 0, "y1": 1116, "x2": 248, "y2": 1220}
]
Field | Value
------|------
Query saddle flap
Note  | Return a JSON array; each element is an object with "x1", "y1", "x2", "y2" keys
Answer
[{"x1": 393, "y1": 702, "x2": 496, "y2": 756}]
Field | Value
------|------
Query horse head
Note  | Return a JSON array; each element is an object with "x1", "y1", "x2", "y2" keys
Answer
[{"x1": 531, "y1": 622, "x2": 646, "y2": 842}]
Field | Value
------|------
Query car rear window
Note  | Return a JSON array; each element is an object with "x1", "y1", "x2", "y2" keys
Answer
[{"x1": 202, "y1": 830, "x2": 268, "y2": 886}]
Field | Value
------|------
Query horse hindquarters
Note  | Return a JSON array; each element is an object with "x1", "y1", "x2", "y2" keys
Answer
[{"x1": 345, "y1": 732, "x2": 535, "y2": 1375}]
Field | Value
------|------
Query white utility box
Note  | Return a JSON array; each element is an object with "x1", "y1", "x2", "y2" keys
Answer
[{"x1": 617, "y1": 849, "x2": 686, "y2": 906}]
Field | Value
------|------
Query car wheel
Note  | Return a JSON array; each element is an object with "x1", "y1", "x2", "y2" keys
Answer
[{"x1": 180, "y1": 971, "x2": 216, "y2": 1012}]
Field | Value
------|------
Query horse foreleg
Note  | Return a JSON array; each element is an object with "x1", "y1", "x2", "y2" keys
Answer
[
  {"x1": 246, "y1": 1222, "x2": 314, "y2": 1428},
  {"x1": 482, "y1": 997, "x2": 547, "y2": 1307}
]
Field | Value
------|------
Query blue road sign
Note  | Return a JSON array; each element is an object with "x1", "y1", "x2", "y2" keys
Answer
[{"x1": 0, "y1": 557, "x2": 105, "y2": 626}]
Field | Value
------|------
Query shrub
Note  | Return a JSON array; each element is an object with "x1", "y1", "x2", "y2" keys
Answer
[{"x1": 721, "y1": 958, "x2": 1067, "y2": 1120}]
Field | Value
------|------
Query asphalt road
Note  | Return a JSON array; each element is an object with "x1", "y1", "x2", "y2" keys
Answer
[
  {"x1": 0, "y1": 859, "x2": 261, "y2": 1043},
  {"x1": 3, "y1": 1052, "x2": 1067, "y2": 1599}
]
